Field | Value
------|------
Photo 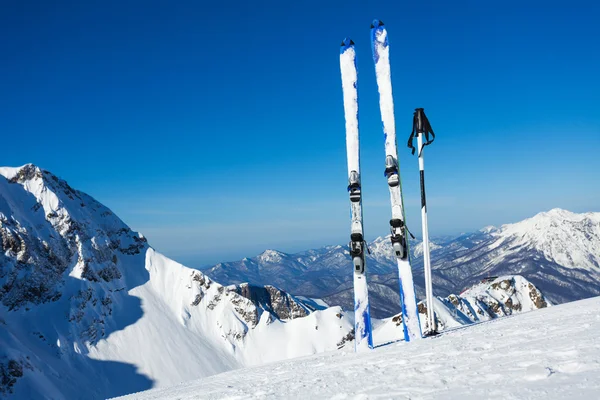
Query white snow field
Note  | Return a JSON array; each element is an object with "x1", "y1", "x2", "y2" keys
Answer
[{"x1": 118, "y1": 296, "x2": 600, "y2": 400}]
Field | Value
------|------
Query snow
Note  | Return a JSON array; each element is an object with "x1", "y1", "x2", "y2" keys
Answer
[
  {"x1": 460, "y1": 275, "x2": 550, "y2": 312},
  {"x1": 2, "y1": 164, "x2": 595, "y2": 399},
  {"x1": 116, "y1": 296, "x2": 600, "y2": 400},
  {"x1": 497, "y1": 208, "x2": 600, "y2": 271},
  {"x1": 0, "y1": 164, "x2": 355, "y2": 399},
  {"x1": 480, "y1": 225, "x2": 498, "y2": 234},
  {"x1": 412, "y1": 240, "x2": 442, "y2": 257},
  {"x1": 0, "y1": 165, "x2": 27, "y2": 180},
  {"x1": 258, "y1": 249, "x2": 285, "y2": 263},
  {"x1": 86, "y1": 249, "x2": 242, "y2": 387}
]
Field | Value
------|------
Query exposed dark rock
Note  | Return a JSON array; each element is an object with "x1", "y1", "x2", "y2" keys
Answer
[
  {"x1": 0, "y1": 359, "x2": 23, "y2": 394},
  {"x1": 336, "y1": 330, "x2": 354, "y2": 349},
  {"x1": 97, "y1": 265, "x2": 122, "y2": 282},
  {"x1": 233, "y1": 283, "x2": 308, "y2": 321},
  {"x1": 528, "y1": 283, "x2": 548, "y2": 309},
  {"x1": 8, "y1": 164, "x2": 43, "y2": 183}
]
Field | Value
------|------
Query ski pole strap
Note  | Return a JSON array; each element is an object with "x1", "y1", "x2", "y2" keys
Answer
[
  {"x1": 405, "y1": 225, "x2": 416, "y2": 240},
  {"x1": 407, "y1": 108, "x2": 435, "y2": 156}
]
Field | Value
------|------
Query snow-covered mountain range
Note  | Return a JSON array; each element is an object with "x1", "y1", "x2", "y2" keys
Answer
[
  {"x1": 0, "y1": 164, "x2": 565, "y2": 398},
  {"x1": 204, "y1": 208, "x2": 600, "y2": 317}
]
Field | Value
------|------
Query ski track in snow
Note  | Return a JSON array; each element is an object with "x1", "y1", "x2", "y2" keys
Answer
[{"x1": 117, "y1": 297, "x2": 600, "y2": 400}]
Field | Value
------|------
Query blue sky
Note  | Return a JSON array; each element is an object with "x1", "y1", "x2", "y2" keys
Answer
[{"x1": 1, "y1": 1, "x2": 599, "y2": 267}]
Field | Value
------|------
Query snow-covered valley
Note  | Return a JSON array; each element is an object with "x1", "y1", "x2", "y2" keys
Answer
[{"x1": 118, "y1": 296, "x2": 600, "y2": 400}]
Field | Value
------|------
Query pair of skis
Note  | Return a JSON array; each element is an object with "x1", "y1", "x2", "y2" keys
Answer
[{"x1": 340, "y1": 20, "x2": 434, "y2": 351}]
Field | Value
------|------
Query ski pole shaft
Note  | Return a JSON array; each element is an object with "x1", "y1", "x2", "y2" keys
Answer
[{"x1": 415, "y1": 109, "x2": 436, "y2": 333}]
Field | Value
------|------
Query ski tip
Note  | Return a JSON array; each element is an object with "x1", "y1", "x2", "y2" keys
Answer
[
  {"x1": 371, "y1": 19, "x2": 384, "y2": 29},
  {"x1": 340, "y1": 38, "x2": 355, "y2": 52}
]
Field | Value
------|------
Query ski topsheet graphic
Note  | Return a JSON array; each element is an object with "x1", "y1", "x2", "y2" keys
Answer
[
  {"x1": 340, "y1": 38, "x2": 374, "y2": 351},
  {"x1": 370, "y1": 20, "x2": 422, "y2": 341}
]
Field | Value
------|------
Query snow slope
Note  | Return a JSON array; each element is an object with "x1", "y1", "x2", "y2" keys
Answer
[
  {"x1": 498, "y1": 209, "x2": 600, "y2": 271},
  {"x1": 118, "y1": 296, "x2": 600, "y2": 400},
  {"x1": 0, "y1": 165, "x2": 352, "y2": 399}
]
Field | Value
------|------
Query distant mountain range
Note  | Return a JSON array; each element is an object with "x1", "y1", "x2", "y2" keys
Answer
[{"x1": 203, "y1": 208, "x2": 600, "y2": 318}]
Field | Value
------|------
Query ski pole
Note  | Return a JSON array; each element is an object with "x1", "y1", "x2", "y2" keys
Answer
[{"x1": 408, "y1": 108, "x2": 437, "y2": 335}]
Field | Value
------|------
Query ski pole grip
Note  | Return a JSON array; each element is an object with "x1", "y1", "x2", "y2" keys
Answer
[{"x1": 415, "y1": 108, "x2": 424, "y2": 133}]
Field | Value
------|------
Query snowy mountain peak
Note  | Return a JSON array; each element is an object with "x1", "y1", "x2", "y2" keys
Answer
[
  {"x1": 258, "y1": 249, "x2": 287, "y2": 263},
  {"x1": 370, "y1": 235, "x2": 387, "y2": 244},
  {"x1": 412, "y1": 241, "x2": 442, "y2": 258},
  {"x1": 0, "y1": 163, "x2": 41, "y2": 181},
  {"x1": 479, "y1": 225, "x2": 498, "y2": 234},
  {"x1": 0, "y1": 164, "x2": 145, "y2": 311},
  {"x1": 542, "y1": 207, "x2": 580, "y2": 218},
  {"x1": 497, "y1": 208, "x2": 600, "y2": 271}
]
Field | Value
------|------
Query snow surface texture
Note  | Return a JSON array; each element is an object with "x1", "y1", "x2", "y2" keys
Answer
[
  {"x1": 0, "y1": 165, "x2": 353, "y2": 399},
  {"x1": 117, "y1": 296, "x2": 600, "y2": 400},
  {"x1": 497, "y1": 208, "x2": 600, "y2": 272}
]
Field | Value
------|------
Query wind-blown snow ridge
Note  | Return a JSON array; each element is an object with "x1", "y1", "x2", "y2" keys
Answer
[{"x1": 117, "y1": 296, "x2": 600, "y2": 400}]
